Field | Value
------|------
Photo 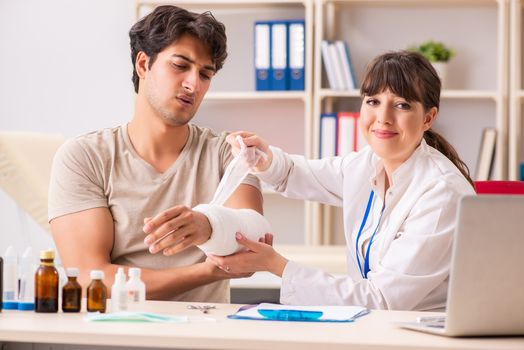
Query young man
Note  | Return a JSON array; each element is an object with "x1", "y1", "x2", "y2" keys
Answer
[{"x1": 48, "y1": 5, "x2": 263, "y2": 302}]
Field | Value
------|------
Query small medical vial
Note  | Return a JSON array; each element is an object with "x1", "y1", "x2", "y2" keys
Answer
[
  {"x1": 62, "y1": 268, "x2": 82, "y2": 312},
  {"x1": 34, "y1": 250, "x2": 59, "y2": 313},
  {"x1": 87, "y1": 270, "x2": 107, "y2": 313}
]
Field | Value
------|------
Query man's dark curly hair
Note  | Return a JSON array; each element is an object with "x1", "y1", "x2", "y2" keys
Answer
[{"x1": 129, "y1": 5, "x2": 227, "y2": 93}]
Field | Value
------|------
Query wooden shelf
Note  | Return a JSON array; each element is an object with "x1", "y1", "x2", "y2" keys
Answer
[
  {"x1": 318, "y1": 89, "x2": 498, "y2": 100},
  {"x1": 137, "y1": 0, "x2": 309, "y2": 8},
  {"x1": 205, "y1": 91, "x2": 306, "y2": 101}
]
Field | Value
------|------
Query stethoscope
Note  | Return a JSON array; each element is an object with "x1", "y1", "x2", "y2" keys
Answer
[{"x1": 355, "y1": 191, "x2": 385, "y2": 279}]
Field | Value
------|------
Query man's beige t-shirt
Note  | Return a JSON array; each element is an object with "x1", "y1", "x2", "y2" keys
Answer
[{"x1": 48, "y1": 123, "x2": 260, "y2": 303}]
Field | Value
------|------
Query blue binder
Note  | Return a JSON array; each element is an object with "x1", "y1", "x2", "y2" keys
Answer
[
  {"x1": 270, "y1": 21, "x2": 289, "y2": 91},
  {"x1": 287, "y1": 20, "x2": 305, "y2": 91},
  {"x1": 254, "y1": 21, "x2": 271, "y2": 91}
]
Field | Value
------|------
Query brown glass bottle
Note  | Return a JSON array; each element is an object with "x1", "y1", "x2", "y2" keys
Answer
[
  {"x1": 87, "y1": 270, "x2": 107, "y2": 313},
  {"x1": 62, "y1": 267, "x2": 82, "y2": 312},
  {"x1": 34, "y1": 250, "x2": 59, "y2": 313}
]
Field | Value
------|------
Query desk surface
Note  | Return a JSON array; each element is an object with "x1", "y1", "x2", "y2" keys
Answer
[{"x1": 0, "y1": 301, "x2": 523, "y2": 350}]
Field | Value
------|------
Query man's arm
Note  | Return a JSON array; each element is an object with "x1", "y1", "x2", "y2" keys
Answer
[
  {"x1": 51, "y1": 207, "x2": 248, "y2": 300},
  {"x1": 143, "y1": 183, "x2": 264, "y2": 256},
  {"x1": 224, "y1": 183, "x2": 263, "y2": 213}
]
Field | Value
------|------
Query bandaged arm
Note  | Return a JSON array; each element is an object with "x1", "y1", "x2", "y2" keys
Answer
[{"x1": 193, "y1": 204, "x2": 272, "y2": 256}]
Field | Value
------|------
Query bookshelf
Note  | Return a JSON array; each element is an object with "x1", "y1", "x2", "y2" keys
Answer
[
  {"x1": 134, "y1": 0, "x2": 317, "y2": 245},
  {"x1": 134, "y1": 0, "x2": 521, "y2": 246},
  {"x1": 509, "y1": 0, "x2": 523, "y2": 180},
  {"x1": 313, "y1": 0, "x2": 510, "y2": 244}
]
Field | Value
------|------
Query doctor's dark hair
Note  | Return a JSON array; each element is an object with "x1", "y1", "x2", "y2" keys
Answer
[
  {"x1": 360, "y1": 50, "x2": 474, "y2": 188},
  {"x1": 129, "y1": 5, "x2": 227, "y2": 93}
]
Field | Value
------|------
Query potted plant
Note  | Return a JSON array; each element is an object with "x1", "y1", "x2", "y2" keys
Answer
[{"x1": 408, "y1": 40, "x2": 455, "y2": 87}]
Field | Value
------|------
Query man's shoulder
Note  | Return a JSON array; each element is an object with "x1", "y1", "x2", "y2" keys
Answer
[
  {"x1": 189, "y1": 123, "x2": 229, "y2": 150},
  {"x1": 55, "y1": 125, "x2": 124, "y2": 163}
]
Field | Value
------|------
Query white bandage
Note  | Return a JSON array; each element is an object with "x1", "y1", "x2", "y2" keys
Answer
[{"x1": 194, "y1": 204, "x2": 272, "y2": 256}]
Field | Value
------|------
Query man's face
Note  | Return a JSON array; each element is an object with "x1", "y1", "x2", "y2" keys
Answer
[{"x1": 142, "y1": 34, "x2": 216, "y2": 126}]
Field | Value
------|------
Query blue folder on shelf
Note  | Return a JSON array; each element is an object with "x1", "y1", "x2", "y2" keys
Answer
[
  {"x1": 287, "y1": 20, "x2": 305, "y2": 91},
  {"x1": 254, "y1": 21, "x2": 271, "y2": 91},
  {"x1": 270, "y1": 20, "x2": 289, "y2": 91},
  {"x1": 228, "y1": 303, "x2": 369, "y2": 323}
]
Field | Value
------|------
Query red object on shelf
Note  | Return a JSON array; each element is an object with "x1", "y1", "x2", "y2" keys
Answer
[{"x1": 474, "y1": 181, "x2": 524, "y2": 195}]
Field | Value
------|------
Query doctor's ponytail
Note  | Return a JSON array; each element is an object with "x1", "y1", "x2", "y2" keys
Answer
[{"x1": 423, "y1": 129, "x2": 474, "y2": 188}]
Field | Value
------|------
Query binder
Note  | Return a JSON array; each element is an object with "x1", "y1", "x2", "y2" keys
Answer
[
  {"x1": 337, "y1": 112, "x2": 362, "y2": 155},
  {"x1": 287, "y1": 20, "x2": 305, "y2": 91},
  {"x1": 270, "y1": 21, "x2": 289, "y2": 90},
  {"x1": 254, "y1": 21, "x2": 271, "y2": 91},
  {"x1": 320, "y1": 113, "x2": 337, "y2": 158}
]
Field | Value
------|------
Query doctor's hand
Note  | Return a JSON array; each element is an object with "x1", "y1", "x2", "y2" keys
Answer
[
  {"x1": 143, "y1": 206, "x2": 212, "y2": 256},
  {"x1": 226, "y1": 131, "x2": 273, "y2": 172},
  {"x1": 207, "y1": 233, "x2": 288, "y2": 277}
]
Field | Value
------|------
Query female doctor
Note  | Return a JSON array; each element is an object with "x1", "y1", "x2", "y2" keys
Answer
[{"x1": 209, "y1": 51, "x2": 476, "y2": 311}]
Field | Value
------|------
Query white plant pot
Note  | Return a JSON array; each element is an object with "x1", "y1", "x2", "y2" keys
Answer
[{"x1": 431, "y1": 62, "x2": 448, "y2": 88}]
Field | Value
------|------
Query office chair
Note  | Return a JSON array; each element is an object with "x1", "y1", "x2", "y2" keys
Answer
[{"x1": 474, "y1": 181, "x2": 524, "y2": 195}]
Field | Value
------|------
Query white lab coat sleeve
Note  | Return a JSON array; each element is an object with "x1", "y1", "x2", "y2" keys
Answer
[
  {"x1": 255, "y1": 146, "x2": 349, "y2": 207},
  {"x1": 280, "y1": 180, "x2": 466, "y2": 310}
]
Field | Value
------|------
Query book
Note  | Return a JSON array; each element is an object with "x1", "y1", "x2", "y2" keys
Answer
[
  {"x1": 321, "y1": 40, "x2": 338, "y2": 90},
  {"x1": 335, "y1": 40, "x2": 357, "y2": 90},
  {"x1": 475, "y1": 128, "x2": 497, "y2": 181},
  {"x1": 328, "y1": 41, "x2": 346, "y2": 90}
]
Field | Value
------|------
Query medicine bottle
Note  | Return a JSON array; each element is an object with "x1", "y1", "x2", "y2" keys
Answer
[
  {"x1": 126, "y1": 267, "x2": 146, "y2": 311},
  {"x1": 62, "y1": 267, "x2": 82, "y2": 312},
  {"x1": 111, "y1": 267, "x2": 128, "y2": 312},
  {"x1": 87, "y1": 270, "x2": 107, "y2": 313},
  {"x1": 34, "y1": 250, "x2": 59, "y2": 313},
  {"x1": 3, "y1": 246, "x2": 18, "y2": 309}
]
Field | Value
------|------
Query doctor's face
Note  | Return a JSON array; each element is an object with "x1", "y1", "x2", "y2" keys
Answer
[
  {"x1": 360, "y1": 90, "x2": 436, "y2": 170},
  {"x1": 141, "y1": 34, "x2": 216, "y2": 126}
]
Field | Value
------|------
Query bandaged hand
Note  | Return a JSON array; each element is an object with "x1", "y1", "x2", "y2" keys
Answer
[
  {"x1": 143, "y1": 206, "x2": 212, "y2": 256},
  {"x1": 194, "y1": 204, "x2": 272, "y2": 256},
  {"x1": 226, "y1": 131, "x2": 272, "y2": 172}
]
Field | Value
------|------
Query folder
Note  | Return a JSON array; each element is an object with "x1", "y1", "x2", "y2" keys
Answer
[
  {"x1": 287, "y1": 20, "x2": 305, "y2": 91},
  {"x1": 254, "y1": 21, "x2": 271, "y2": 91},
  {"x1": 270, "y1": 21, "x2": 289, "y2": 90},
  {"x1": 320, "y1": 113, "x2": 337, "y2": 158},
  {"x1": 228, "y1": 303, "x2": 370, "y2": 323},
  {"x1": 337, "y1": 112, "x2": 365, "y2": 155}
]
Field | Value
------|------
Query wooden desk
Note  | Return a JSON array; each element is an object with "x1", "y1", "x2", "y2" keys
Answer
[{"x1": 0, "y1": 301, "x2": 522, "y2": 350}]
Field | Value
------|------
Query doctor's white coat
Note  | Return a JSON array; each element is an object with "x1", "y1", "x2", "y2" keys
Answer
[{"x1": 257, "y1": 140, "x2": 475, "y2": 311}]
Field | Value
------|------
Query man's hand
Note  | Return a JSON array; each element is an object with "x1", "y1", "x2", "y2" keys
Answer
[{"x1": 143, "y1": 206, "x2": 212, "y2": 256}]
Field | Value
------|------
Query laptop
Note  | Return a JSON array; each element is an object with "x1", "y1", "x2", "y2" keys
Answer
[{"x1": 399, "y1": 195, "x2": 524, "y2": 336}]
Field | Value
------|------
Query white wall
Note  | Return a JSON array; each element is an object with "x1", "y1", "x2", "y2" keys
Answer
[
  {"x1": 0, "y1": 0, "x2": 135, "y2": 258},
  {"x1": 0, "y1": 0, "x2": 307, "y2": 259}
]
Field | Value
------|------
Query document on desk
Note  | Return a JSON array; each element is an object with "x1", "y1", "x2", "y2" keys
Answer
[{"x1": 228, "y1": 303, "x2": 369, "y2": 322}]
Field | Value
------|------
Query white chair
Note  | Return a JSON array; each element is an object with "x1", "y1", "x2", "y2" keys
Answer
[{"x1": 0, "y1": 132, "x2": 66, "y2": 234}]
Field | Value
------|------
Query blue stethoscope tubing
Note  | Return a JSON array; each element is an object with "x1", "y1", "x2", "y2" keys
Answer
[{"x1": 355, "y1": 191, "x2": 385, "y2": 279}]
